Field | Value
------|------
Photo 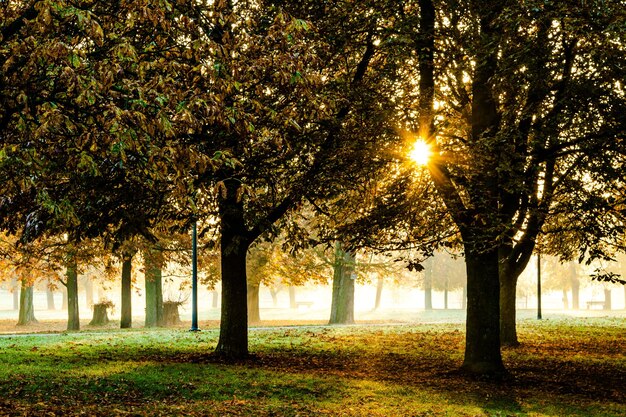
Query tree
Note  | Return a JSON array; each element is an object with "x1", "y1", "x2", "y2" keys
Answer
[
  {"x1": 119, "y1": 249, "x2": 134, "y2": 329},
  {"x1": 17, "y1": 274, "x2": 37, "y2": 326},
  {"x1": 329, "y1": 243, "x2": 356, "y2": 324},
  {"x1": 144, "y1": 246, "x2": 164, "y2": 328},
  {"x1": 334, "y1": 0, "x2": 625, "y2": 375}
]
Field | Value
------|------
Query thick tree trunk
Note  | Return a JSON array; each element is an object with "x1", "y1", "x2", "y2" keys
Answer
[
  {"x1": 215, "y1": 241, "x2": 249, "y2": 357},
  {"x1": 89, "y1": 303, "x2": 110, "y2": 326},
  {"x1": 461, "y1": 247, "x2": 505, "y2": 375},
  {"x1": 374, "y1": 276, "x2": 384, "y2": 311},
  {"x1": 499, "y1": 271, "x2": 520, "y2": 347},
  {"x1": 215, "y1": 181, "x2": 251, "y2": 359},
  {"x1": 247, "y1": 283, "x2": 261, "y2": 324},
  {"x1": 329, "y1": 243, "x2": 355, "y2": 325},
  {"x1": 120, "y1": 254, "x2": 133, "y2": 329},
  {"x1": 46, "y1": 285, "x2": 55, "y2": 310},
  {"x1": 163, "y1": 301, "x2": 182, "y2": 325},
  {"x1": 144, "y1": 248, "x2": 164, "y2": 328},
  {"x1": 288, "y1": 286, "x2": 297, "y2": 309},
  {"x1": 66, "y1": 261, "x2": 80, "y2": 331},
  {"x1": 423, "y1": 257, "x2": 433, "y2": 310},
  {"x1": 603, "y1": 289, "x2": 612, "y2": 310},
  {"x1": 17, "y1": 281, "x2": 37, "y2": 325}
]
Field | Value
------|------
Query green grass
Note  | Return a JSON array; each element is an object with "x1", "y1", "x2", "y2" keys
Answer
[{"x1": 0, "y1": 318, "x2": 624, "y2": 416}]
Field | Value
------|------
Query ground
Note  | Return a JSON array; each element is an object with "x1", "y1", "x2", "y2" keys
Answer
[{"x1": 0, "y1": 316, "x2": 624, "y2": 416}]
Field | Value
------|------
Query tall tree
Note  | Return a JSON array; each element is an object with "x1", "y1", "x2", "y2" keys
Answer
[
  {"x1": 329, "y1": 243, "x2": 356, "y2": 325},
  {"x1": 120, "y1": 250, "x2": 134, "y2": 329},
  {"x1": 144, "y1": 246, "x2": 164, "y2": 328},
  {"x1": 17, "y1": 277, "x2": 37, "y2": 326}
]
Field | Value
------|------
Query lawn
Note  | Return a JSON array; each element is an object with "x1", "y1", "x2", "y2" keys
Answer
[{"x1": 0, "y1": 318, "x2": 624, "y2": 416}]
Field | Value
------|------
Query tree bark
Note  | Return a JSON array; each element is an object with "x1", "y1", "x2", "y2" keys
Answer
[
  {"x1": 120, "y1": 254, "x2": 133, "y2": 329},
  {"x1": 423, "y1": 256, "x2": 433, "y2": 310},
  {"x1": 215, "y1": 179, "x2": 251, "y2": 359},
  {"x1": 247, "y1": 283, "x2": 261, "y2": 324},
  {"x1": 17, "y1": 281, "x2": 37, "y2": 325},
  {"x1": 329, "y1": 243, "x2": 355, "y2": 325},
  {"x1": 89, "y1": 303, "x2": 110, "y2": 326},
  {"x1": 144, "y1": 248, "x2": 164, "y2": 327},
  {"x1": 461, "y1": 246, "x2": 505, "y2": 375},
  {"x1": 163, "y1": 301, "x2": 182, "y2": 325},
  {"x1": 499, "y1": 268, "x2": 520, "y2": 347},
  {"x1": 66, "y1": 260, "x2": 80, "y2": 331}
]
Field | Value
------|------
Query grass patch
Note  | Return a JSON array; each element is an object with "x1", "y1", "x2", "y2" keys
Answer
[{"x1": 0, "y1": 319, "x2": 624, "y2": 416}]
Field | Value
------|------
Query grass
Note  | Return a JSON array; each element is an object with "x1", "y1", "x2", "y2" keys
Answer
[{"x1": 0, "y1": 317, "x2": 624, "y2": 416}]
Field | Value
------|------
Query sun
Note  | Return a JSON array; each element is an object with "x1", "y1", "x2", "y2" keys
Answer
[{"x1": 409, "y1": 139, "x2": 432, "y2": 165}]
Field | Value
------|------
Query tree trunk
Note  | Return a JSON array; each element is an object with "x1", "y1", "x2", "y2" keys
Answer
[
  {"x1": 562, "y1": 288, "x2": 569, "y2": 310},
  {"x1": 84, "y1": 277, "x2": 93, "y2": 308},
  {"x1": 329, "y1": 243, "x2": 355, "y2": 325},
  {"x1": 603, "y1": 288, "x2": 612, "y2": 310},
  {"x1": 12, "y1": 287, "x2": 19, "y2": 310},
  {"x1": 269, "y1": 287, "x2": 279, "y2": 307},
  {"x1": 499, "y1": 270, "x2": 520, "y2": 347},
  {"x1": 247, "y1": 283, "x2": 261, "y2": 324},
  {"x1": 89, "y1": 303, "x2": 110, "y2": 326},
  {"x1": 66, "y1": 260, "x2": 80, "y2": 331},
  {"x1": 374, "y1": 276, "x2": 384, "y2": 311},
  {"x1": 288, "y1": 286, "x2": 297, "y2": 309},
  {"x1": 62, "y1": 287, "x2": 68, "y2": 310},
  {"x1": 144, "y1": 248, "x2": 164, "y2": 328},
  {"x1": 212, "y1": 290, "x2": 219, "y2": 309},
  {"x1": 569, "y1": 262, "x2": 580, "y2": 310},
  {"x1": 17, "y1": 281, "x2": 37, "y2": 325},
  {"x1": 444, "y1": 276, "x2": 449, "y2": 310},
  {"x1": 423, "y1": 257, "x2": 433, "y2": 310},
  {"x1": 215, "y1": 181, "x2": 251, "y2": 359},
  {"x1": 163, "y1": 301, "x2": 182, "y2": 325},
  {"x1": 46, "y1": 285, "x2": 55, "y2": 310},
  {"x1": 120, "y1": 254, "x2": 133, "y2": 329},
  {"x1": 461, "y1": 247, "x2": 505, "y2": 375}
]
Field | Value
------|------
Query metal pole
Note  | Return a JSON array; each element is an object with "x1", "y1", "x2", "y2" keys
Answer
[
  {"x1": 190, "y1": 221, "x2": 200, "y2": 331},
  {"x1": 537, "y1": 252, "x2": 542, "y2": 320}
]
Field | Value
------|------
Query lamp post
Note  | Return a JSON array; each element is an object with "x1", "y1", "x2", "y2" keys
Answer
[{"x1": 190, "y1": 221, "x2": 200, "y2": 331}]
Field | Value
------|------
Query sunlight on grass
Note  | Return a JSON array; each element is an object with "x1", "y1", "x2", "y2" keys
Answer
[{"x1": 0, "y1": 320, "x2": 624, "y2": 416}]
